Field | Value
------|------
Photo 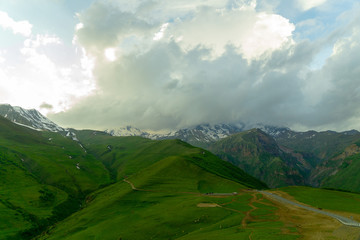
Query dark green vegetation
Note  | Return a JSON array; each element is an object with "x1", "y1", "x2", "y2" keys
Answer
[
  {"x1": 0, "y1": 117, "x2": 270, "y2": 239},
  {"x1": 209, "y1": 129, "x2": 307, "y2": 188}
]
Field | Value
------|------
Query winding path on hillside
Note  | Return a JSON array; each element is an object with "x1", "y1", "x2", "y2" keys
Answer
[
  {"x1": 259, "y1": 190, "x2": 360, "y2": 227},
  {"x1": 123, "y1": 179, "x2": 136, "y2": 190}
]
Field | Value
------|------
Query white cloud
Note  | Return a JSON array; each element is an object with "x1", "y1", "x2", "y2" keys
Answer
[
  {"x1": 297, "y1": 0, "x2": 327, "y2": 11},
  {"x1": 80, "y1": 47, "x2": 95, "y2": 79},
  {"x1": 0, "y1": 34, "x2": 95, "y2": 114},
  {"x1": 104, "y1": 48, "x2": 117, "y2": 61},
  {"x1": 157, "y1": 4, "x2": 294, "y2": 60},
  {"x1": 24, "y1": 34, "x2": 61, "y2": 48},
  {"x1": 0, "y1": 11, "x2": 32, "y2": 36},
  {"x1": 242, "y1": 12, "x2": 295, "y2": 59},
  {"x1": 153, "y1": 23, "x2": 169, "y2": 41},
  {"x1": 74, "y1": 0, "x2": 294, "y2": 61},
  {"x1": 75, "y1": 22, "x2": 84, "y2": 31}
]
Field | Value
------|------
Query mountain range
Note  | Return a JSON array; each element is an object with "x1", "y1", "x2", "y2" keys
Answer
[
  {"x1": 2, "y1": 104, "x2": 360, "y2": 190},
  {"x1": 105, "y1": 123, "x2": 360, "y2": 190},
  {"x1": 1, "y1": 104, "x2": 360, "y2": 239},
  {"x1": 105, "y1": 123, "x2": 246, "y2": 148}
]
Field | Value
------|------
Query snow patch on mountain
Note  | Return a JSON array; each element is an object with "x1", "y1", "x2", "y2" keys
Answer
[
  {"x1": 105, "y1": 126, "x2": 150, "y2": 138},
  {"x1": 0, "y1": 104, "x2": 64, "y2": 132},
  {"x1": 106, "y1": 123, "x2": 246, "y2": 146}
]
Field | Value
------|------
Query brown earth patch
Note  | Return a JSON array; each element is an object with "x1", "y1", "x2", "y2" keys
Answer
[
  {"x1": 261, "y1": 191, "x2": 360, "y2": 240},
  {"x1": 197, "y1": 203, "x2": 219, "y2": 208}
]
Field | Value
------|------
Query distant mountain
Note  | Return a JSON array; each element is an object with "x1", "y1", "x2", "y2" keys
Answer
[
  {"x1": 268, "y1": 127, "x2": 360, "y2": 168},
  {"x1": 107, "y1": 123, "x2": 246, "y2": 148},
  {"x1": 209, "y1": 129, "x2": 310, "y2": 188},
  {"x1": 207, "y1": 126, "x2": 360, "y2": 189},
  {"x1": 106, "y1": 123, "x2": 299, "y2": 149},
  {"x1": 0, "y1": 104, "x2": 64, "y2": 132},
  {"x1": 105, "y1": 126, "x2": 149, "y2": 137}
]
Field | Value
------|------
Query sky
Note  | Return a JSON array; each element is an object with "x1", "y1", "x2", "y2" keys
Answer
[{"x1": 0, "y1": 0, "x2": 360, "y2": 132}]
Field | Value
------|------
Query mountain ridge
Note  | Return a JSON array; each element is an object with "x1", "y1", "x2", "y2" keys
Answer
[
  {"x1": 3, "y1": 103, "x2": 360, "y2": 192},
  {"x1": 209, "y1": 128, "x2": 309, "y2": 188},
  {"x1": 0, "y1": 104, "x2": 64, "y2": 132}
]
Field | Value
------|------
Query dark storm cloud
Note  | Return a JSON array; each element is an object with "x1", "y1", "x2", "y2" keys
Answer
[{"x1": 50, "y1": 0, "x2": 360, "y2": 131}]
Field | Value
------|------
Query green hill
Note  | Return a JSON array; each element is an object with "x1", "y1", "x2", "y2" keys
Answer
[
  {"x1": 36, "y1": 152, "x2": 298, "y2": 240},
  {"x1": 73, "y1": 130, "x2": 267, "y2": 189},
  {"x1": 0, "y1": 117, "x2": 268, "y2": 239}
]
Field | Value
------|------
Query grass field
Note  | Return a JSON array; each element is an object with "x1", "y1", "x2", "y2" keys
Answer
[
  {"x1": 38, "y1": 180, "x2": 299, "y2": 240},
  {"x1": 35, "y1": 146, "x2": 294, "y2": 239},
  {"x1": 279, "y1": 186, "x2": 360, "y2": 214}
]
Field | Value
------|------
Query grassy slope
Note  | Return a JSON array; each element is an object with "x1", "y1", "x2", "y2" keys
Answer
[
  {"x1": 0, "y1": 118, "x2": 110, "y2": 195},
  {"x1": 0, "y1": 118, "x2": 110, "y2": 239},
  {"x1": 75, "y1": 130, "x2": 267, "y2": 189},
  {"x1": 0, "y1": 149, "x2": 68, "y2": 238},
  {"x1": 38, "y1": 156, "x2": 297, "y2": 240}
]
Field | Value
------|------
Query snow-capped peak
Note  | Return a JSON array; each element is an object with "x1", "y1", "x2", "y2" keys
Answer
[
  {"x1": 105, "y1": 126, "x2": 150, "y2": 137},
  {"x1": 106, "y1": 123, "x2": 246, "y2": 147}
]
